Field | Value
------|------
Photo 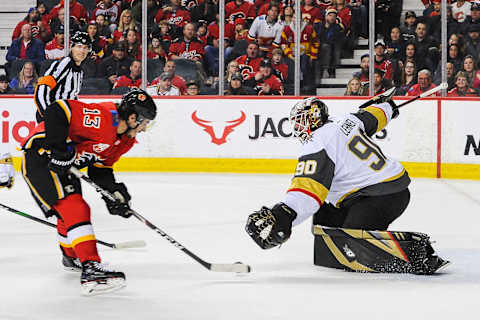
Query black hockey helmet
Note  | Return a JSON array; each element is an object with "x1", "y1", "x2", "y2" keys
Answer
[
  {"x1": 289, "y1": 97, "x2": 329, "y2": 143},
  {"x1": 118, "y1": 88, "x2": 157, "y2": 123},
  {"x1": 71, "y1": 31, "x2": 92, "y2": 49}
]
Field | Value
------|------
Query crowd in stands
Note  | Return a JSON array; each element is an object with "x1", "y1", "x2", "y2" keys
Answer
[
  {"x1": 1, "y1": 0, "x2": 480, "y2": 97},
  {"x1": 0, "y1": 0, "x2": 374, "y2": 96},
  {"x1": 345, "y1": 0, "x2": 480, "y2": 97}
]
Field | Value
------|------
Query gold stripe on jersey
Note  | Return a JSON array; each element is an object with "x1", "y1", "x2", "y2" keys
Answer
[
  {"x1": 71, "y1": 234, "x2": 96, "y2": 247},
  {"x1": 93, "y1": 163, "x2": 113, "y2": 169},
  {"x1": 382, "y1": 168, "x2": 406, "y2": 182},
  {"x1": 335, "y1": 187, "x2": 360, "y2": 207},
  {"x1": 322, "y1": 235, "x2": 374, "y2": 272},
  {"x1": 364, "y1": 106, "x2": 387, "y2": 133},
  {"x1": 23, "y1": 133, "x2": 46, "y2": 150},
  {"x1": 49, "y1": 171, "x2": 65, "y2": 199},
  {"x1": 59, "y1": 241, "x2": 73, "y2": 248},
  {"x1": 288, "y1": 177, "x2": 329, "y2": 205},
  {"x1": 56, "y1": 100, "x2": 72, "y2": 124},
  {"x1": 21, "y1": 153, "x2": 51, "y2": 210}
]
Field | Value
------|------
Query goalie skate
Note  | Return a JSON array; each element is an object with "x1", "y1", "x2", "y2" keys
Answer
[{"x1": 80, "y1": 261, "x2": 126, "y2": 296}]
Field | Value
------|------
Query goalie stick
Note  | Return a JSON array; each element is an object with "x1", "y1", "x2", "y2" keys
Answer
[
  {"x1": 70, "y1": 167, "x2": 252, "y2": 274},
  {"x1": 395, "y1": 82, "x2": 448, "y2": 109},
  {"x1": 0, "y1": 202, "x2": 146, "y2": 249}
]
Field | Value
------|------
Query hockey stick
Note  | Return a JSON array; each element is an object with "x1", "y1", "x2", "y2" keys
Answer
[
  {"x1": 69, "y1": 167, "x2": 252, "y2": 273},
  {"x1": 395, "y1": 82, "x2": 448, "y2": 109},
  {"x1": 0, "y1": 202, "x2": 146, "y2": 249}
]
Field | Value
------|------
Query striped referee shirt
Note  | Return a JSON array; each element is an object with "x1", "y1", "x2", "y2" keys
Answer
[{"x1": 34, "y1": 55, "x2": 83, "y2": 122}]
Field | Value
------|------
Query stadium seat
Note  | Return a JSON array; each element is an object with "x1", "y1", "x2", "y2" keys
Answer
[
  {"x1": 174, "y1": 58, "x2": 200, "y2": 83},
  {"x1": 80, "y1": 78, "x2": 112, "y2": 95},
  {"x1": 147, "y1": 59, "x2": 165, "y2": 83},
  {"x1": 5, "y1": 59, "x2": 26, "y2": 80},
  {"x1": 111, "y1": 86, "x2": 131, "y2": 95},
  {"x1": 39, "y1": 60, "x2": 55, "y2": 76}
]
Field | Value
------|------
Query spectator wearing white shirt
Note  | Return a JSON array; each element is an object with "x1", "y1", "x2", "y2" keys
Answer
[
  {"x1": 451, "y1": 0, "x2": 471, "y2": 23},
  {"x1": 247, "y1": 2, "x2": 284, "y2": 57},
  {"x1": 146, "y1": 72, "x2": 180, "y2": 96}
]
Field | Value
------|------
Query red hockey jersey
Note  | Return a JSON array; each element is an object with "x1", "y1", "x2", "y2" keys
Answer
[{"x1": 22, "y1": 100, "x2": 136, "y2": 168}]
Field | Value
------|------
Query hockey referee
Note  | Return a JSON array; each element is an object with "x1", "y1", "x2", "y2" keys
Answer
[{"x1": 34, "y1": 31, "x2": 92, "y2": 123}]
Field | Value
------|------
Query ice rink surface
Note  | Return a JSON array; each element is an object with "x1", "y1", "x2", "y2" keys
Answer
[{"x1": 1, "y1": 172, "x2": 479, "y2": 320}]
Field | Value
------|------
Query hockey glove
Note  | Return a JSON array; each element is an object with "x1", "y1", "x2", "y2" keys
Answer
[
  {"x1": 245, "y1": 203, "x2": 297, "y2": 249},
  {"x1": 48, "y1": 145, "x2": 76, "y2": 175},
  {"x1": 0, "y1": 153, "x2": 15, "y2": 189},
  {"x1": 103, "y1": 183, "x2": 134, "y2": 218}
]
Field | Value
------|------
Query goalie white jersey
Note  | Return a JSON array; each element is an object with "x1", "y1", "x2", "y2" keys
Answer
[{"x1": 284, "y1": 102, "x2": 410, "y2": 225}]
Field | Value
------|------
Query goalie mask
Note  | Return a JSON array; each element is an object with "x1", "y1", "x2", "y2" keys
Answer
[
  {"x1": 289, "y1": 97, "x2": 329, "y2": 143},
  {"x1": 118, "y1": 88, "x2": 157, "y2": 128}
]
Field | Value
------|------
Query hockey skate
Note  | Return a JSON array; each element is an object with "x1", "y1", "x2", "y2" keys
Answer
[
  {"x1": 80, "y1": 261, "x2": 126, "y2": 296},
  {"x1": 422, "y1": 255, "x2": 451, "y2": 274},
  {"x1": 62, "y1": 255, "x2": 82, "y2": 273}
]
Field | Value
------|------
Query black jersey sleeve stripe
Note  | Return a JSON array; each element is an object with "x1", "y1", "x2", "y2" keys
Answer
[{"x1": 352, "y1": 109, "x2": 379, "y2": 137}]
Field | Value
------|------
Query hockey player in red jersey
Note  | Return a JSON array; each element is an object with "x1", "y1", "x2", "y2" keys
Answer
[
  {"x1": 21, "y1": 88, "x2": 156, "y2": 295},
  {"x1": 245, "y1": 89, "x2": 449, "y2": 274}
]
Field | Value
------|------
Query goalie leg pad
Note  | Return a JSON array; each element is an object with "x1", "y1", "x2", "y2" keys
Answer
[{"x1": 313, "y1": 226, "x2": 449, "y2": 274}]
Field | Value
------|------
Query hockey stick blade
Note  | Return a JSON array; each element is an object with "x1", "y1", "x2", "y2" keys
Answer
[
  {"x1": 209, "y1": 263, "x2": 251, "y2": 273},
  {"x1": 112, "y1": 240, "x2": 147, "y2": 249},
  {"x1": 397, "y1": 82, "x2": 448, "y2": 109},
  {"x1": 419, "y1": 82, "x2": 448, "y2": 98}
]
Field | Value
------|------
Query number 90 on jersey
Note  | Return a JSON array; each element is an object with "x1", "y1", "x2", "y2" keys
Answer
[{"x1": 295, "y1": 160, "x2": 317, "y2": 176}]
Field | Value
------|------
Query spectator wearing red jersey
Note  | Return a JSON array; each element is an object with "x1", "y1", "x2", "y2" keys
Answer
[
  {"x1": 45, "y1": 24, "x2": 66, "y2": 61},
  {"x1": 335, "y1": 0, "x2": 352, "y2": 31},
  {"x1": 12, "y1": 7, "x2": 48, "y2": 42},
  {"x1": 225, "y1": 0, "x2": 255, "y2": 24},
  {"x1": 281, "y1": 15, "x2": 318, "y2": 87},
  {"x1": 301, "y1": 0, "x2": 323, "y2": 25},
  {"x1": 271, "y1": 48, "x2": 288, "y2": 82},
  {"x1": 113, "y1": 10, "x2": 140, "y2": 43},
  {"x1": 43, "y1": 0, "x2": 89, "y2": 29},
  {"x1": 147, "y1": 37, "x2": 167, "y2": 62},
  {"x1": 448, "y1": 71, "x2": 478, "y2": 96},
  {"x1": 113, "y1": 60, "x2": 142, "y2": 89},
  {"x1": 373, "y1": 40, "x2": 394, "y2": 81},
  {"x1": 248, "y1": 2, "x2": 284, "y2": 57},
  {"x1": 235, "y1": 42, "x2": 262, "y2": 79},
  {"x1": 353, "y1": 53, "x2": 369, "y2": 86},
  {"x1": 316, "y1": 0, "x2": 333, "y2": 11},
  {"x1": 406, "y1": 69, "x2": 438, "y2": 96},
  {"x1": 245, "y1": 58, "x2": 284, "y2": 95},
  {"x1": 169, "y1": 23, "x2": 205, "y2": 61},
  {"x1": 233, "y1": 18, "x2": 248, "y2": 41},
  {"x1": 92, "y1": 0, "x2": 122, "y2": 34},
  {"x1": 154, "y1": 0, "x2": 191, "y2": 38},
  {"x1": 151, "y1": 60, "x2": 187, "y2": 95},
  {"x1": 257, "y1": 0, "x2": 285, "y2": 17}
]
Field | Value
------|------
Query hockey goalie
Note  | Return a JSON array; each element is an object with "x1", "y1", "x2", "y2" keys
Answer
[{"x1": 245, "y1": 88, "x2": 449, "y2": 274}]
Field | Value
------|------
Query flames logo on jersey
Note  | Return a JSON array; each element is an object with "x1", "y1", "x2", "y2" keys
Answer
[
  {"x1": 229, "y1": 12, "x2": 246, "y2": 22},
  {"x1": 181, "y1": 0, "x2": 198, "y2": 10},
  {"x1": 138, "y1": 93, "x2": 146, "y2": 101},
  {"x1": 192, "y1": 111, "x2": 246, "y2": 145},
  {"x1": 239, "y1": 64, "x2": 254, "y2": 79},
  {"x1": 93, "y1": 143, "x2": 110, "y2": 153}
]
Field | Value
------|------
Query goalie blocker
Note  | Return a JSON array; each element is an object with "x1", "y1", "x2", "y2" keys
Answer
[{"x1": 312, "y1": 225, "x2": 449, "y2": 274}]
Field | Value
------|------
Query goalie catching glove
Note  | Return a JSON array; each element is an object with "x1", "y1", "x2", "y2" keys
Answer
[
  {"x1": 0, "y1": 153, "x2": 15, "y2": 189},
  {"x1": 245, "y1": 203, "x2": 297, "y2": 249},
  {"x1": 103, "y1": 183, "x2": 134, "y2": 218}
]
